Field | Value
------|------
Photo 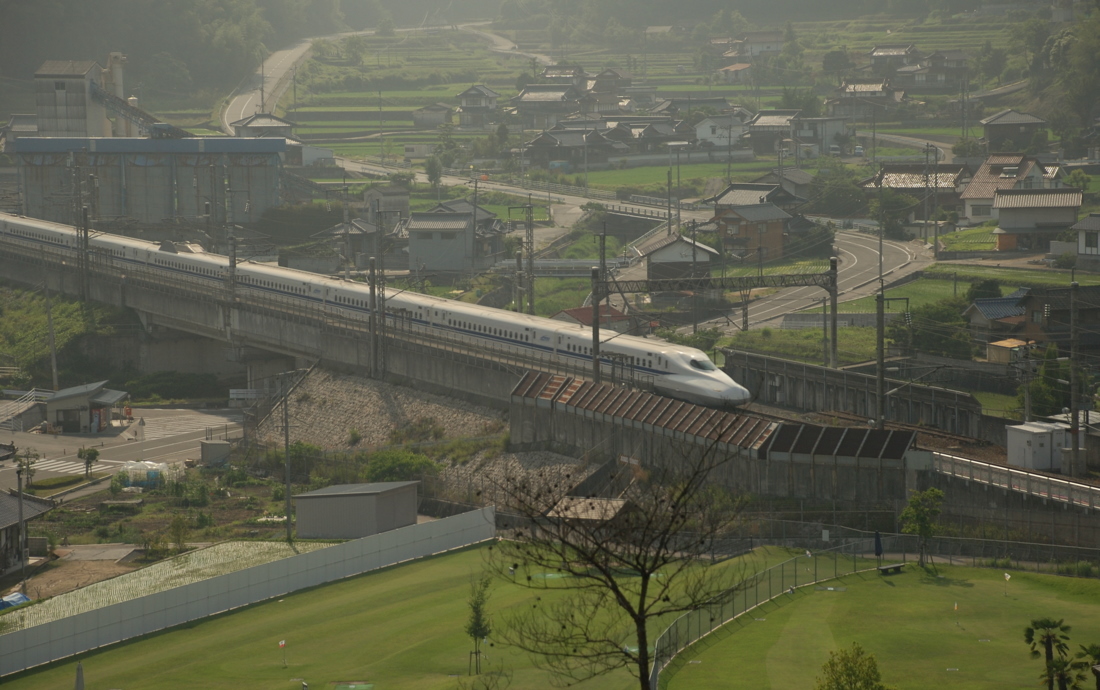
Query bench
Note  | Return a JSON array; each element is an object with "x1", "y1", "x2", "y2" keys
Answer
[{"x1": 877, "y1": 563, "x2": 905, "y2": 575}]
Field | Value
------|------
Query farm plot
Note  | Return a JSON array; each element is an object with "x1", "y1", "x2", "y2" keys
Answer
[{"x1": 0, "y1": 541, "x2": 333, "y2": 634}]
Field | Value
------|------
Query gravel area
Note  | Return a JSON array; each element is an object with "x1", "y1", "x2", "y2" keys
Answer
[
  {"x1": 255, "y1": 369, "x2": 504, "y2": 450},
  {"x1": 431, "y1": 450, "x2": 595, "y2": 510}
]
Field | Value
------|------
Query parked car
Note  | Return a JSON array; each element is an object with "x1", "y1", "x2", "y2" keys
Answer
[
  {"x1": 829, "y1": 144, "x2": 842, "y2": 156},
  {"x1": 854, "y1": 145, "x2": 864, "y2": 157}
]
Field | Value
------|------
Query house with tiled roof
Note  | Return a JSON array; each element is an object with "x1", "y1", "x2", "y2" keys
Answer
[
  {"x1": 752, "y1": 167, "x2": 815, "y2": 199},
  {"x1": 980, "y1": 110, "x2": 1048, "y2": 152},
  {"x1": 551, "y1": 305, "x2": 632, "y2": 332},
  {"x1": 869, "y1": 44, "x2": 921, "y2": 75},
  {"x1": 962, "y1": 287, "x2": 1028, "y2": 344},
  {"x1": 992, "y1": 187, "x2": 1081, "y2": 251},
  {"x1": 1, "y1": 491, "x2": 54, "y2": 576},
  {"x1": 456, "y1": 85, "x2": 500, "y2": 129},
  {"x1": 859, "y1": 164, "x2": 972, "y2": 220},
  {"x1": 959, "y1": 154, "x2": 1065, "y2": 226},
  {"x1": 704, "y1": 200, "x2": 790, "y2": 261},
  {"x1": 745, "y1": 109, "x2": 801, "y2": 154},
  {"x1": 702, "y1": 182, "x2": 803, "y2": 211},
  {"x1": 512, "y1": 85, "x2": 583, "y2": 130},
  {"x1": 826, "y1": 80, "x2": 905, "y2": 119}
]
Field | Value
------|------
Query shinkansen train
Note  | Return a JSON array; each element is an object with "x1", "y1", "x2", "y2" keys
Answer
[{"x1": 0, "y1": 212, "x2": 751, "y2": 407}]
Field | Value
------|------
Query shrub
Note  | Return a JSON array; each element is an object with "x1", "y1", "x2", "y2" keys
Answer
[
  {"x1": 123, "y1": 371, "x2": 225, "y2": 401},
  {"x1": 365, "y1": 449, "x2": 439, "y2": 482},
  {"x1": 348, "y1": 428, "x2": 362, "y2": 446}
]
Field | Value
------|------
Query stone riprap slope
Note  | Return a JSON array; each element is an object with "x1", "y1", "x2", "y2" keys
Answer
[{"x1": 257, "y1": 369, "x2": 504, "y2": 450}]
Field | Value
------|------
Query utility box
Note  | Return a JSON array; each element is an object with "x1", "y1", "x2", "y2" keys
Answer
[{"x1": 1006, "y1": 422, "x2": 1068, "y2": 472}]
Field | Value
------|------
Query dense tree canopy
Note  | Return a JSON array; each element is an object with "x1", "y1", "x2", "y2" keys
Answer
[{"x1": 0, "y1": 0, "x2": 345, "y2": 100}]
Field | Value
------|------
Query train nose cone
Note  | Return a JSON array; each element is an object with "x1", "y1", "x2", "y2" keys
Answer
[{"x1": 723, "y1": 383, "x2": 752, "y2": 406}]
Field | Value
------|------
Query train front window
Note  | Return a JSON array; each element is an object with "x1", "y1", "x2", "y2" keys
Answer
[{"x1": 689, "y1": 358, "x2": 717, "y2": 371}]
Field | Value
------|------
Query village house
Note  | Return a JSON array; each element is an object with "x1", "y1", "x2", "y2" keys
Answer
[
  {"x1": 230, "y1": 113, "x2": 295, "y2": 138},
  {"x1": 961, "y1": 288, "x2": 1028, "y2": 344},
  {"x1": 456, "y1": 85, "x2": 499, "y2": 130},
  {"x1": 893, "y1": 50, "x2": 970, "y2": 92},
  {"x1": 959, "y1": 154, "x2": 1065, "y2": 226},
  {"x1": 551, "y1": 305, "x2": 632, "y2": 333},
  {"x1": 992, "y1": 187, "x2": 1081, "y2": 251},
  {"x1": 752, "y1": 167, "x2": 815, "y2": 200},
  {"x1": 859, "y1": 164, "x2": 972, "y2": 221},
  {"x1": 868, "y1": 44, "x2": 922, "y2": 75},
  {"x1": 745, "y1": 109, "x2": 801, "y2": 154},
  {"x1": 703, "y1": 182, "x2": 804, "y2": 212},
  {"x1": 826, "y1": 80, "x2": 905, "y2": 120},
  {"x1": 512, "y1": 84, "x2": 583, "y2": 130},
  {"x1": 694, "y1": 109, "x2": 754, "y2": 147},
  {"x1": 709, "y1": 203, "x2": 790, "y2": 261},
  {"x1": 979, "y1": 109, "x2": 1049, "y2": 152}
]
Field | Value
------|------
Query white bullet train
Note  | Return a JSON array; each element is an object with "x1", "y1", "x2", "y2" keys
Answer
[{"x1": 0, "y1": 212, "x2": 751, "y2": 407}]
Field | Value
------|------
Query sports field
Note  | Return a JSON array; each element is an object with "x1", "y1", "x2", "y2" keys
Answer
[
  {"x1": 665, "y1": 564, "x2": 1100, "y2": 690},
  {"x1": 5, "y1": 546, "x2": 1098, "y2": 689}
]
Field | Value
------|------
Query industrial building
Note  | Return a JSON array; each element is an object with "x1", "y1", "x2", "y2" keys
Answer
[
  {"x1": 293, "y1": 482, "x2": 419, "y2": 539},
  {"x1": 13, "y1": 137, "x2": 285, "y2": 227}
]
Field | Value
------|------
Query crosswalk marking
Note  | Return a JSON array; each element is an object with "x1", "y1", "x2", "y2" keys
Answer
[{"x1": 34, "y1": 458, "x2": 122, "y2": 475}]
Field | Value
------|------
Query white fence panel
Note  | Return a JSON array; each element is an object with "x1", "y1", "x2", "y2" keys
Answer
[{"x1": 0, "y1": 507, "x2": 494, "y2": 677}]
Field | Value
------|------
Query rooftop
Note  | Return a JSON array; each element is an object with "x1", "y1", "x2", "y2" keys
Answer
[
  {"x1": 726, "y1": 203, "x2": 792, "y2": 222},
  {"x1": 1072, "y1": 213, "x2": 1100, "y2": 232},
  {"x1": 552, "y1": 305, "x2": 630, "y2": 326},
  {"x1": 640, "y1": 233, "x2": 720, "y2": 258},
  {"x1": 980, "y1": 109, "x2": 1048, "y2": 127},
  {"x1": 406, "y1": 212, "x2": 471, "y2": 232},
  {"x1": 965, "y1": 297, "x2": 1026, "y2": 321},
  {"x1": 0, "y1": 492, "x2": 53, "y2": 531},
  {"x1": 992, "y1": 188, "x2": 1082, "y2": 209},
  {"x1": 294, "y1": 481, "x2": 419, "y2": 498},
  {"x1": 230, "y1": 113, "x2": 296, "y2": 128},
  {"x1": 35, "y1": 60, "x2": 98, "y2": 77}
]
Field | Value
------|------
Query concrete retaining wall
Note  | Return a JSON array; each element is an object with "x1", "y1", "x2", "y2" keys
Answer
[
  {"x1": 722, "y1": 351, "x2": 983, "y2": 437},
  {"x1": 0, "y1": 508, "x2": 495, "y2": 677}
]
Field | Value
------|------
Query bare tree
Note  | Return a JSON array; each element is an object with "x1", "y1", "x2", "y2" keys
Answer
[{"x1": 487, "y1": 443, "x2": 749, "y2": 690}]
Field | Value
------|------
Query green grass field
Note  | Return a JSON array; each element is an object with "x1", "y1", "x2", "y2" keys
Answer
[
  {"x1": 941, "y1": 226, "x2": 999, "y2": 252},
  {"x1": 665, "y1": 564, "x2": 1100, "y2": 690},
  {"x1": 724, "y1": 326, "x2": 878, "y2": 366},
  {"x1": 0, "y1": 544, "x2": 800, "y2": 690},
  {"x1": 924, "y1": 264, "x2": 1100, "y2": 288},
  {"x1": 826, "y1": 276, "x2": 990, "y2": 314}
]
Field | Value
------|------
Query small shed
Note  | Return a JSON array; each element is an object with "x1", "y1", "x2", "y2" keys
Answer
[
  {"x1": 293, "y1": 481, "x2": 418, "y2": 539},
  {"x1": 43, "y1": 381, "x2": 128, "y2": 433},
  {"x1": 1006, "y1": 422, "x2": 1067, "y2": 472},
  {"x1": 986, "y1": 337, "x2": 1028, "y2": 365}
]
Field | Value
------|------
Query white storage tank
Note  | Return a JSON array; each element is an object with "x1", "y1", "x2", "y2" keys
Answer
[{"x1": 1006, "y1": 422, "x2": 1068, "y2": 472}]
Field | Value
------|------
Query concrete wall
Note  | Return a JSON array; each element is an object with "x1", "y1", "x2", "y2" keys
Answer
[
  {"x1": 0, "y1": 507, "x2": 495, "y2": 677},
  {"x1": 509, "y1": 399, "x2": 916, "y2": 504},
  {"x1": 722, "y1": 351, "x2": 983, "y2": 438}
]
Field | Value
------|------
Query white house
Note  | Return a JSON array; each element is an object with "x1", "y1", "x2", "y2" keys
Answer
[{"x1": 694, "y1": 110, "x2": 752, "y2": 147}]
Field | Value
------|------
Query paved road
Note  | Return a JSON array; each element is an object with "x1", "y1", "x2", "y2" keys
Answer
[
  {"x1": 221, "y1": 40, "x2": 313, "y2": 134},
  {"x1": 741, "y1": 230, "x2": 927, "y2": 329},
  {"x1": 0, "y1": 409, "x2": 242, "y2": 493}
]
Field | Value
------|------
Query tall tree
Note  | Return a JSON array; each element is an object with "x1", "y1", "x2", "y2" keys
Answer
[
  {"x1": 1027, "y1": 618, "x2": 1073, "y2": 690},
  {"x1": 814, "y1": 643, "x2": 896, "y2": 690},
  {"x1": 78, "y1": 446, "x2": 99, "y2": 477},
  {"x1": 898, "y1": 487, "x2": 943, "y2": 568},
  {"x1": 490, "y1": 444, "x2": 748, "y2": 690}
]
